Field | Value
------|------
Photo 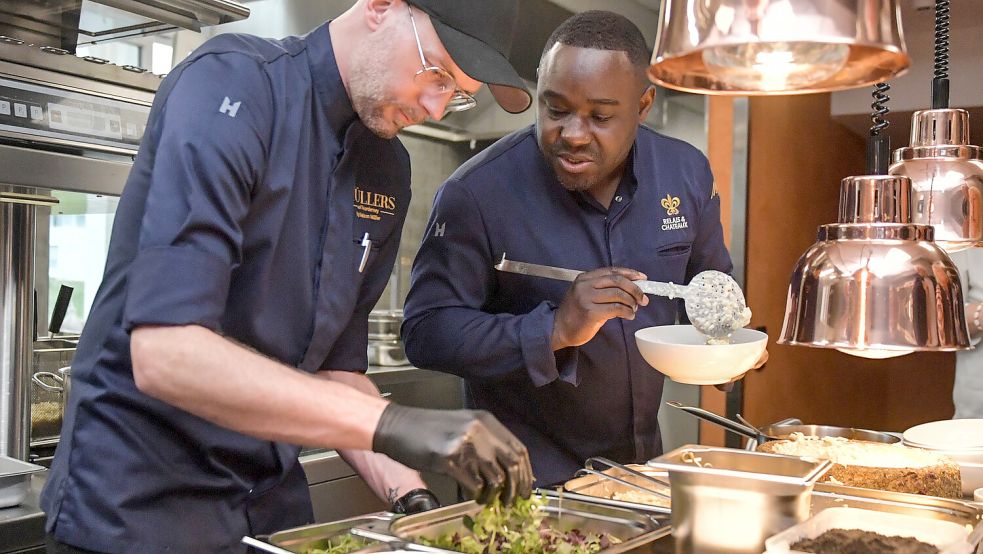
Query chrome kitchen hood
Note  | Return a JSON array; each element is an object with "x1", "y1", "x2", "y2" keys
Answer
[
  {"x1": 86, "y1": 0, "x2": 249, "y2": 33},
  {"x1": 0, "y1": 0, "x2": 249, "y2": 52}
]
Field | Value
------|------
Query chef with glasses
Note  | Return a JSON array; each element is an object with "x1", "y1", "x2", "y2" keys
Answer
[{"x1": 42, "y1": 1, "x2": 533, "y2": 552}]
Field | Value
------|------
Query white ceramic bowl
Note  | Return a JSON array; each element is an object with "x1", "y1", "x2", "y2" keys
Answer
[
  {"x1": 903, "y1": 419, "x2": 983, "y2": 450},
  {"x1": 634, "y1": 325, "x2": 768, "y2": 385}
]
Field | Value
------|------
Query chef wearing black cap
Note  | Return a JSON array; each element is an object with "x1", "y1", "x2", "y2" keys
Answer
[{"x1": 41, "y1": 1, "x2": 532, "y2": 552}]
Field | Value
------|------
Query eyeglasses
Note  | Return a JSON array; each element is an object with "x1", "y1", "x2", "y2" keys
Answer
[{"x1": 407, "y1": 6, "x2": 477, "y2": 113}]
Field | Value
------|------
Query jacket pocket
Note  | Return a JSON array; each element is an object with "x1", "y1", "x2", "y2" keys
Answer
[
  {"x1": 656, "y1": 242, "x2": 692, "y2": 257},
  {"x1": 652, "y1": 242, "x2": 692, "y2": 284}
]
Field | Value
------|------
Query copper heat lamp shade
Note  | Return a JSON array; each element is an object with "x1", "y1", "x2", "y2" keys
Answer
[
  {"x1": 890, "y1": 109, "x2": 983, "y2": 252},
  {"x1": 649, "y1": 0, "x2": 911, "y2": 95},
  {"x1": 779, "y1": 175, "x2": 970, "y2": 357}
]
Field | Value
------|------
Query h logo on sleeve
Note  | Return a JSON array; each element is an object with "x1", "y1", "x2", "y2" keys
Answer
[
  {"x1": 434, "y1": 222, "x2": 446, "y2": 237},
  {"x1": 219, "y1": 97, "x2": 241, "y2": 118}
]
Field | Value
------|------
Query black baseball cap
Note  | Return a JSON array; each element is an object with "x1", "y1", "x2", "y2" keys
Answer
[{"x1": 407, "y1": 0, "x2": 531, "y2": 114}]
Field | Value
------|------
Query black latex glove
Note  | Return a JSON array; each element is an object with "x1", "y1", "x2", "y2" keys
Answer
[
  {"x1": 391, "y1": 488, "x2": 440, "y2": 515},
  {"x1": 372, "y1": 405, "x2": 533, "y2": 506}
]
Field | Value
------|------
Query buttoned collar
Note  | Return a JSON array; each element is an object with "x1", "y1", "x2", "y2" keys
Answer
[{"x1": 305, "y1": 21, "x2": 357, "y2": 138}]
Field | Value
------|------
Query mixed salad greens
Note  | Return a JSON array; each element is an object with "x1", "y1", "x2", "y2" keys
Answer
[
  {"x1": 418, "y1": 494, "x2": 621, "y2": 554},
  {"x1": 306, "y1": 534, "x2": 370, "y2": 554}
]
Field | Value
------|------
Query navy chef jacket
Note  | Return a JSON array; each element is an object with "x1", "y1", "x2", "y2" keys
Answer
[
  {"x1": 41, "y1": 23, "x2": 410, "y2": 553},
  {"x1": 402, "y1": 125, "x2": 731, "y2": 487}
]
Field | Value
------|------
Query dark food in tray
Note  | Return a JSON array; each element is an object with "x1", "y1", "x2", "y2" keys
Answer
[
  {"x1": 417, "y1": 495, "x2": 621, "y2": 554},
  {"x1": 790, "y1": 529, "x2": 940, "y2": 554}
]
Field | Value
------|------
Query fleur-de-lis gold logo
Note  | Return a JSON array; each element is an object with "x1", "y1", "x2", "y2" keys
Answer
[{"x1": 661, "y1": 194, "x2": 681, "y2": 216}]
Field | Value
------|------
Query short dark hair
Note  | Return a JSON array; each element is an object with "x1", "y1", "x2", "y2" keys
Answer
[{"x1": 540, "y1": 10, "x2": 650, "y2": 73}]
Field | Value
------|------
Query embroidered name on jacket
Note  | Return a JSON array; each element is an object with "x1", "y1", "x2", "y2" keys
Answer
[
  {"x1": 661, "y1": 194, "x2": 689, "y2": 231},
  {"x1": 354, "y1": 186, "x2": 396, "y2": 221}
]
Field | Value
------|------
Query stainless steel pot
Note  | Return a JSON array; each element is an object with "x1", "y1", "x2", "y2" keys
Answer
[
  {"x1": 367, "y1": 341, "x2": 408, "y2": 367},
  {"x1": 368, "y1": 310, "x2": 408, "y2": 366},
  {"x1": 368, "y1": 310, "x2": 402, "y2": 341},
  {"x1": 754, "y1": 424, "x2": 899, "y2": 444},
  {"x1": 666, "y1": 401, "x2": 901, "y2": 445}
]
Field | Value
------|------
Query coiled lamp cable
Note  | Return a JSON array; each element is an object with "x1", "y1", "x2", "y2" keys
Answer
[
  {"x1": 932, "y1": 0, "x2": 951, "y2": 109},
  {"x1": 867, "y1": 82, "x2": 891, "y2": 175}
]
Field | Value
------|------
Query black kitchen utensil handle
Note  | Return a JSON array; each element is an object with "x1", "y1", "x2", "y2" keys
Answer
[
  {"x1": 665, "y1": 400, "x2": 761, "y2": 440},
  {"x1": 49, "y1": 284, "x2": 74, "y2": 334}
]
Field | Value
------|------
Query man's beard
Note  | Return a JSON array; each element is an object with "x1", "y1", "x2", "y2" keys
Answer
[
  {"x1": 553, "y1": 167, "x2": 596, "y2": 192},
  {"x1": 546, "y1": 147, "x2": 601, "y2": 192},
  {"x1": 354, "y1": 98, "x2": 398, "y2": 139},
  {"x1": 348, "y1": 49, "x2": 400, "y2": 139}
]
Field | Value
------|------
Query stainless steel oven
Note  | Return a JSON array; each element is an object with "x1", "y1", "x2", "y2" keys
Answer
[{"x1": 0, "y1": 37, "x2": 157, "y2": 461}]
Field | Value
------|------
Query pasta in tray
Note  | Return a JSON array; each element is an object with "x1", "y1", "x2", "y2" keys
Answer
[{"x1": 610, "y1": 489, "x2": 670, "y2": 508}]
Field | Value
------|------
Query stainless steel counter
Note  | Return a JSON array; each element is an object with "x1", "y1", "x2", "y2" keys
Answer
[
  {"x1": 0, "y1": 472, "x2": 45, "y2": 553},
  {"x1": 0, "y1": 455, "x2": 382, "y2": 553},
  {"x1": 1, "y1": 468, "x2": 667, "y2": 554},
  {"x1": 0, "y1": 364, "x2": 464, "y2": 552}
]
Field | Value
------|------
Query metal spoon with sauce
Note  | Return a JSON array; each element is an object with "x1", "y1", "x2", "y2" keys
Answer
[{"x1": 494, "y1": 254, "x2": 751, "y2": 341}]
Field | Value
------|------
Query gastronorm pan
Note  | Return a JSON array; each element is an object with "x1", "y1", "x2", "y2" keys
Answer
[
  {"x1": 563, "y1": 463, "x2": 983, "y2": 539},
  {"x1": 649, "y1": 445, "x2": 833, "y2": 554},
  {"x1": 563, "y1": 463, "x2": 671, "y2": 514},
  {"x1": 387, "y1": 494, "x2": 671, "y2": 553},
  {"x1": 812, "y1": 482, "x2": 983, "y2": 530},
  {"x1": 265, "y1": 513, "x2": 395, "y2": 553}
]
